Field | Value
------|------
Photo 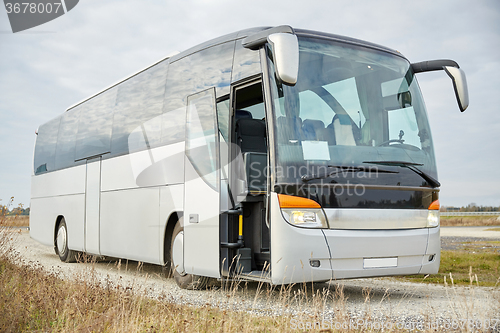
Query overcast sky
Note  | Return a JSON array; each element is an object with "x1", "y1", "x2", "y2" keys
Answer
[{"x1": 1, "y1": 0, "x2": 499, "y2": 208}]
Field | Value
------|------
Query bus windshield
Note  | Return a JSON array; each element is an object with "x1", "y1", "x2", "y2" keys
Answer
[{"x1": 268, "y1": 36, "x2": 438, "y2": 187}]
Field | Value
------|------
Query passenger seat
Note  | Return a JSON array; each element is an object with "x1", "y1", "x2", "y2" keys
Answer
[
  {"x1": 276, "y1": 116, "x2": 303, "y2": 144},
  {"x1": 331, "y1": 114, "x2": 358, "y2": 146},
  {"x1": 302, "y1": 119, "x2": 325, "y2": 141},
  {"x1": 235, "y1": 118, "x2": 267, "y2": 194}
]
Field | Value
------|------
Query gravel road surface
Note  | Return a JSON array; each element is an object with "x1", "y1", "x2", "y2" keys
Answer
[
  {"x1": 441, "y1": 226, "x2": 500, "y2": 239},
  {"x1": 4, "y1": 229, "x2": 500, "y2": 329}
]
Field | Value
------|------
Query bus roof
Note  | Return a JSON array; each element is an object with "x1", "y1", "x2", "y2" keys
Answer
[{"x1": 66, "y1": 26, "x2": 401, "y2": 112}]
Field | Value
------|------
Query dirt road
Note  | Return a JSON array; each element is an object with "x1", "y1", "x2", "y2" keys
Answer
[
  {"x1": 5, "y1": 229, "x2": 500, "y2": 329},
  {"x1": 441, "y1": 226, "x2": 500, "y2": 238}
]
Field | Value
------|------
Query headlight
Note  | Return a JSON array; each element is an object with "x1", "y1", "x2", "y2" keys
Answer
[
  {"x1": 427, "y1": 210, "x2": 440, "y2": 228},
  {"x1": 278, "y1": 194, "x2": 329, "y2": 228},
  {"x1": 427, "y1": 199, "x2": 440, "y2": 228},
  {"x1": 281, "y1": 209, "x2": 329, "y2": 229}
]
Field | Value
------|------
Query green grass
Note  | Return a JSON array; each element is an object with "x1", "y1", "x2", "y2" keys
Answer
[{"x1": 396, "y1": 245, "x2": 500, "y2": 287}]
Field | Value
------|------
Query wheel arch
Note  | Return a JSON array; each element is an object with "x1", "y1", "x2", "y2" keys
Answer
[{"x1": 162, "y1": 211, "x2": 183, "y2": 265}]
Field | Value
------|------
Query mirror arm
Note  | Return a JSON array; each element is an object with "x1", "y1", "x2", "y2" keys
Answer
[
  {"x1": 412, "y1": 59, "x2": 469, "y2": 112},
  {"x1": 242, "y1": 25, "x2": 295, "y2": 49},
  {"x1": 411, "y1": 59, "x2": 459, "y2": 73}
]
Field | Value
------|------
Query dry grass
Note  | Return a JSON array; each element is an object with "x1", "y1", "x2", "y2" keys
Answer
[
  {"x1": 1, "y1": 214, "x2": 498, "y2": 228},
  {"x1": 0, "y1": 261, "x2": 299, "y2": 332},
  {"x1": 1, "y1": 210, "x2": 499, "y2": 331},
  {"x1": 2, "y1": 215, "x2": 499, "y2": 228},
  {"x1": 1, "y1": 230, "x2": 498, "y2": 332},
  {"x1": 1, "y1": 196, "x2": 29, "y2": 227},
  {"x1": 0, "y1": 215, "x2": 29, "y2": 227},
  {"x1": 440, "y1": 216, "x2": 500, "y2": 227},
  {"x1": 0, "y1": 233, "x2": 289, "y2": 332}
]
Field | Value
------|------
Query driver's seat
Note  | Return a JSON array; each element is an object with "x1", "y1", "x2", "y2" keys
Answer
[{"x1": 330, "y1": 114, "x2": 358, "y2": 146}]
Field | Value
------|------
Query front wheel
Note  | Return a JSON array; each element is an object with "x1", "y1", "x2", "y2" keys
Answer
[
  {"x1": 170, "y1": 219, "x2": 210, "y2": 290},
  {"x1": 55, "y1": 218, "x2": 77, "y2": 263}
]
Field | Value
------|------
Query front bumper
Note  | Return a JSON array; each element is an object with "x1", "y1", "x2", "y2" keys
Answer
[{"x1": 269, "y1": 193, "x2": 440, "y2": 284}]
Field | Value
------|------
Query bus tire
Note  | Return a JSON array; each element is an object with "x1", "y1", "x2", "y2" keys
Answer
[
  {"x1": 55, "y1": 218, "x2": 77, "y2": 263},
  {"x1": 170, "y1": 220, "x2": 210, "y2": 290}
]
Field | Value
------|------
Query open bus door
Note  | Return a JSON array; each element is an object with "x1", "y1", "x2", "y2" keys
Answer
[{"x1": 182, "y1": 88, "x2": 221, "y2": 279}]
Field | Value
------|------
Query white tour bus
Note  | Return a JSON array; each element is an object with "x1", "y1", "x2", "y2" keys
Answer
[{"x1": 30, "y1": 26, "x2": 469, "y2": 289}]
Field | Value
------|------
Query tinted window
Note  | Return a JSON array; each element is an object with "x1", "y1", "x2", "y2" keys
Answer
[
  {"x1": 75, "y1": 87, "x2": 117, "y2": 160},
  {"x1": 55, "y1": 106, "x2": 80, "y2": 170},
  {"x1": 161, "y1": 57, "x2": 189, "y2": 145},
  {"x1": 160, "y1": 106, "x2": 185, "y2": 145},
  {"x1": 111, "y1": 60, "x2": 168, "y2": 156},
  {"x1": 34, "y1": 116, "x2": 61, "y2": 174},
  {"x1": 231, "y1": 40, "x2": 261, "y2": 83},
  {"x1": 216, "y1": 98, "x2": 230, "y2": 142},
  {"x1": 186, "y1": 89, "x2": 218, "y2": 189},
  {"x1": 190, "y1": 41, "x2": 234, "y2": 96},
  {"x1": 161, "y1": 41, "x2": 235, "y2": 145}
]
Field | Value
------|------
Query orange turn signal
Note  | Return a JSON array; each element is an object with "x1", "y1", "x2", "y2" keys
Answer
[
  {"x1": 278, "y1": 194, "x2": 321, "y2": 208},
  {"x1": 428, "y1": 199, "x2": 440, "y2": 210}
]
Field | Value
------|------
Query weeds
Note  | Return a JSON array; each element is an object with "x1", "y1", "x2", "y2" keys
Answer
[
  {"x1": 1, "y1": 231, "x2": 499, "y2": 332},
  {"x1": 1, "y1": 199, "x2": 499, "y2": 331},
  {"x1": 0, "y1": 197, "x2": 29, "y2": 227},
  {"x1": 440, "y1": 215, "x2": 500, "y2": 227},
  {"x1": 0, "y1": 247, "x2": 279, "y2": 331},
  {"x1": 399, "y1": 249, "x2": 500, "y2": 287}
]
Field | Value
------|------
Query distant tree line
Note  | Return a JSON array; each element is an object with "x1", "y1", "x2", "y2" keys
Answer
[
  {"x1": 0, "y1": 197, "x2": 29, "y2": 216},
  {"x1": 1, "y1": 206, "x2": 30, "y2": 216},
  {"x1": 441, "y1": 203, "x2": 500, "y2": 212}
]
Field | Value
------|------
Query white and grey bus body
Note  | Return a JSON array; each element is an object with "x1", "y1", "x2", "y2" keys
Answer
[{"x1": 30, "y1": 26, "x2": 468, "y2": 287}]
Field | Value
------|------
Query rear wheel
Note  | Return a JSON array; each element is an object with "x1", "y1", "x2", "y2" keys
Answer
[
  {"x1": 55, "y1": 218, "x2": 77, "y2": 263},
  {"x1": 170, "y1": 219, "x2": 210, "y2": 290}
]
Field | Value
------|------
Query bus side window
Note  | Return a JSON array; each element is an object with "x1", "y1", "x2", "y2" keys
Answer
[
  {"x1": 217, "y1": 98, "x2": 230, "y2": 142},
  {"x1": 55, "y1": 106, "x2": 81, "y2": 170},
  {"x1": 34, "y1": 116, "x2": 61, "y2": 174},
  {"x1": 161, "y1": 41, "x2": 234, "y2": 145},
  {"x1": 75, "y1": 87, "x2": 117, "y2": 160},
  {"x1": 111, "y1": 60, "x2": 168, "y2": 157},
  {"x1": 231, "y1": 40, "x2": 262, "y2": 84},
  {"x1": 186, "y1": 89, "x2": 218, "y2": 189}
]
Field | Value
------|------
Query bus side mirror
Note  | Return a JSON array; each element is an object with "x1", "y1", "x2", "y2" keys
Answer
[
  {"x1": 267, "y1": 33, "x2": 299, "y2": 85},
  {"x1": 443, "y1": 66, "x2": 469, "y2": 112},
  {"x1": 411, "y1": 59, "x2": 469, "y2": 112}
]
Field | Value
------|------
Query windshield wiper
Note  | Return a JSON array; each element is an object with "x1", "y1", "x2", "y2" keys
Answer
[
  {"x1": 362, "y1": 160, "x2": 441, "y2": 188},
  {"x1": 301, "y1": 165, "x2": 397, "y2": 183}
]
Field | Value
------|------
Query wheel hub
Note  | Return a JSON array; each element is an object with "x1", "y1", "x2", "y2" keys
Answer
[{"x1": 57, "y1": 225, "x2": 67, "y2": 255}]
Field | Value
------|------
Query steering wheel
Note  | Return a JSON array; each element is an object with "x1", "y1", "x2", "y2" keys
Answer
[{"x1": 377, "y1": 139, "x2": 404, "y2": 147}]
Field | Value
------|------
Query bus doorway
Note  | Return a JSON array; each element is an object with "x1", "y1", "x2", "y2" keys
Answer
[{"x1": 221, "y1": 79, "x2": 270, "y2": 280}]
